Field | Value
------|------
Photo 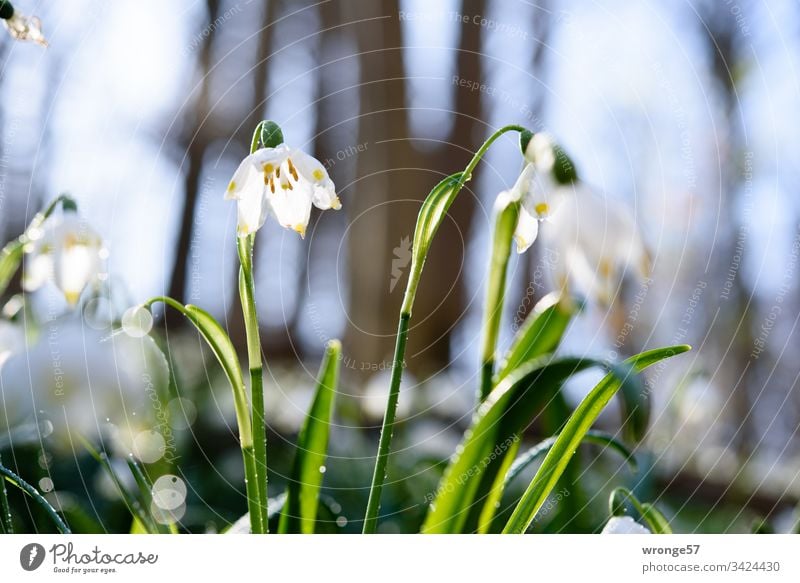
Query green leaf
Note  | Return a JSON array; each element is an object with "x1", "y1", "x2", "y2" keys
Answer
[
  {"x1": 619, "y1": 371, "x2": 651, "y2": 442},
  {"x1": 502, "y1": 345, "x2": 690, "y2": 533},
  {"x1": 400, "y1": 173, "x2": 465, "y2": 314},
  {"x1": 81, "y1": 438, "x2": 158, "y2": 534},
  {"x1": 476, "y1": 430, "x2": 636, "y2": 534},
  {"x1": 495, "y1": 292, "x2": 576, "y2": 383},
  {"x1": 422, "y1": 356, "x2": 610, "y2": 534},
  {"x1": 610, "y1": 487, "x2": 672, "y2": 534},
  {"x1": 478, "y1": 195, "x2": 521, "y2": 401},
  {"x1": 0, "y1": 239, "x2": 24, "y2": 298},
  {"x1": 145, "y1": 298, "x2": 251, "y2": 449},
  {"x1": 504, "y1": 430, "x2": 638, "y2": 490},
  {"x1": 279, "y1": 340, "x2": 341, "y2": 534},
  {"x1": 0, "y1": 457, "x2": 71, "y2": 534}
]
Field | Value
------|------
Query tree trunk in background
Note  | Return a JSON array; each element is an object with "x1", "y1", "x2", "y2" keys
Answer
[
  {"x1": 701, "y1": 7, "x2": 756, "y2": 458},
  {"x1": 408, "y1": 0, "x2": 487, "y2": 375},
  {"x1": 345, "y1": 0, "x2": 427, "y2": 379},
  {"x1": 167, "y1": 0, "x2": 221, "y2": 314}
]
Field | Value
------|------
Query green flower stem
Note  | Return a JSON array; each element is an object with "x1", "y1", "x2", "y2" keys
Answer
[
  {"x1": 478, "y1": 198, "x2": 520, "y2": 402},
  {"x1": 143, "y1": 295, "x2": 263, "y2": 533},
  {"x1": 362, "y1": 124, "x2": 527, "y2": 533},
  {"x1": 237, "y1": 233, "x2": 268, "y2": 534},
  {"x1": 362, "y1": 312, "x2": 409, "y2": 534},
  {"x1": 0, "y1": 452, "x2": 13, "y2": 533}
]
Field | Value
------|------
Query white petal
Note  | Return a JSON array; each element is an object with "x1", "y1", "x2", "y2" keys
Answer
[
  {"x1": 543, "y1": 184, "x2": 648, "y2": 304},
  {"x1": 266, "y1": 180, "x2": 313, "y2": 238},
  {"x1": 236, "y1": 188, "x2": 269, "y2": 236},
  {"x1": 602, "y1": 516, "x2": 651, "y2": 534},
  {"x1": 225, "y1": 146, "x2": 288, "y2": 201},
  {"x1": 22, "y1": 251, "x2": 53, "y2": 292},
  {"x1": 513, "y1": 205, "x2": 539, "y2": 254},
  {"x1": 290, "y1": 149, "x2": 341, "y2": 210},
  {"x1": 0, "y1": 320, "x2": 25, "y2": 371},
  {"x1": 523, "y1": 132, "x2": 556, "y2": 171},
  {"x1": 50, "y1": 215, "x2": 104, "y2": 305}
]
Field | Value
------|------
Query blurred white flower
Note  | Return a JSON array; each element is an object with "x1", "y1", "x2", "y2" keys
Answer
[
  {"x1": 2, "y1": 8, "x2": 47, "y2": 46},
  {"x1": 602, "y1": 516, "x2": 651, "y2": 534},
  {"x1": 542, "y1": 182, "x2": 650, "y2": 305},
  {"x1": 0, "y1": 319, "x2": 24, "y2": 370},
  {"x1": 0, "y1": 319, "x2": 169, "y2": 457},
  {"x1": 225, "y1": 144, "x2": 341, "y2": 237},
  {"x1": 22, "y1": 213, "x2": 106, "y2": 307},
  {"x1": 514, "y1": 132, "x2": 649, "y2": 303}
]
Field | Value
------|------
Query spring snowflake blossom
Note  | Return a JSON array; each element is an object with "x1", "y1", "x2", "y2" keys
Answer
[
  {"x1": 602, "y1": 516, "x2": 652, "y2": 534},
  {"x1": 514, "y1": 132, "x2": 649, "y2": 303},
  {"x1": 225, "y1": 144, "x2": 341, "y2": 237},
  {"x1": 1, "y1": 7, "x2": 47, "y2": 46},
  {"x1": 22, "y1": 213, "x2": 107, "y2": 306}
]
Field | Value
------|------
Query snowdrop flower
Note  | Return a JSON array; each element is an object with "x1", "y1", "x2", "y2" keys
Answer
[
  {"x1": 513, "y1": 131, "x2": 649, "y2": 304},
  {"x1": 602, "y1": 516, "x2": 651, "y2": 534},
  {"x1": 225, "y1": 144, "x2": 341, "y2": 238},
  {"x1": 1, "y1": 3, "x2": 47, "y2": 46},
  {"x1": 541, "y1": 181, "x2": 650, "y2": 305},
  {"x1": 0, "y1": 319, "x2": 24, "y2": 371},
  {"x1": 22, "y1": 213, "x2": 106, "y2": 307},
  {"x1": 509, "y1": 133, "x2": 572, "y2": 253},
  {"x1": 0, "y1": 319, "x2": 169, "y2": 454}
]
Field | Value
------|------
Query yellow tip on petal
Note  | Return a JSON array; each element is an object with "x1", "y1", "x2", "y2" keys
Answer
[
  {"x1": 63, "y1": 291, "x2": 80, "y2": 307},
  {"x1": 534, "y1": 202, "x2": 549, "y2": 217},
  {"x1": 293, "y1": 224, "x2": 306, "y2": 238},
  {"x1": 331, "y1": 196, "x2": 342, "y2": 210}
]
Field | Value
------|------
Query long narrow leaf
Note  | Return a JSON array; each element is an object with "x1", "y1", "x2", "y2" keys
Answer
[
  {"x1": 0, "y1": 239, "x2": 24, "y2": 298},
  {"x1": 422, "y1": 356, "x2": 612, "y2": 533},
  {"x1": 478, "y1": 195, "x2": 520, "y2": 400},
  {"x1": 81, "y1": 438, "x2": 157, "y2": 534},
  {"x1": 504, "y1": 430, "x2": 638, "y2": 489},
  {"x1": 502, "y1": 345, "x2": 690, "y2": 533},
  {"x1": 495, "y1": 292, "x2": 575, "y2": 383},
  {"x1": 279, "y1": 340, "x2": 341, "y2": 534},
  {"x1": 0, "y1": 459, "x2": 71, "y2": 533}
]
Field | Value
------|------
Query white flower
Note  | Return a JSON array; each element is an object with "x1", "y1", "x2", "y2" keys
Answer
[
  {"x1": 509, "y1": 134, "x2": 561, "y2": 253},
  {"x1": 0, "y1": 319, "x2": 169, "y2": 453},
  {"x1": 225, "y1": 144, "x2": 341, "y2": 237},
  {"x1": 602, "y1": 516, "x2": 651, "y2": 534},
  {"x1": 0, "y1": 319, "x2": 24, "y2": 371},
  {"x1": 2, "y1": 9, "x2": 47, "y2": 46},
  {"x1": 541, "y1": 182, "x2": 650, "y2": 305},
  {"x1": 22, "y1": 213, "x2": 106, "y2": 306}
]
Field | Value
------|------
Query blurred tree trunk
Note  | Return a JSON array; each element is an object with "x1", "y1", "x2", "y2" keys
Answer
[
  {"x1": 345, "y1": 0, "x2": 426, "y2": 378},
  {"x1": 167, "y1": 0, "x2": 221, "y2": 315},
  {"x1": 408, "y1": 0, "x2": 488, "y2": 375},
  {"x1": 701, "y1": 6, "x2": 757, "y2": 457},
  {"x1": 345, "y1": 0, "x2": 492, "y2": 379}
]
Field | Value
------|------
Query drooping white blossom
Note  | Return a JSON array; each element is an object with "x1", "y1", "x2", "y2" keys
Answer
[
  {"x1": 541, "y1": 182, "x2": 650, "y2": 305},
  {"x1": 22, "y1": 213, "x2": 107, "y2": 307},
  {"x1": 2, "y1": 8, "x2": 47, "y2": 46},
  {"x1": 225, "y1": 144, "x2": 341, "y2": 237}
]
